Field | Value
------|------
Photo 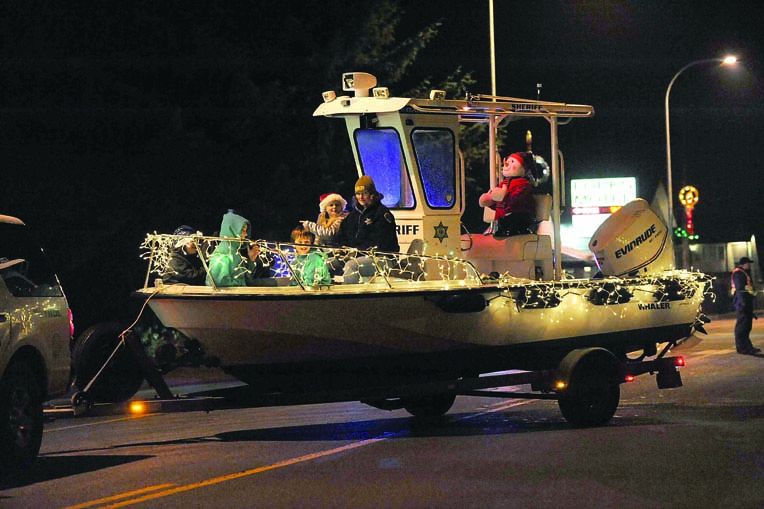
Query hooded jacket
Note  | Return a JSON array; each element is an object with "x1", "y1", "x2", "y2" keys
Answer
[
  {"x1": 206, "y1": 211, "x2": 252, "y2": 287},
  {"x1": 291, "y1": 250, "x2": 332, "y2": 287}
]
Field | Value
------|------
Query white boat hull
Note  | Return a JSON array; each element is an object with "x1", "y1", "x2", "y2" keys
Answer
[{"x1": 136, "y1": 272, "x2": 708, "y2": 387}]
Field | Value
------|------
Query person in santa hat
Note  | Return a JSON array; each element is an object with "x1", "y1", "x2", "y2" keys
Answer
[
  {"x1": 301, "y1": 192, "x2": 348, "y2": 247},
  {"x1": 479, "y1": 151, "x2": 537, "y2": 237}
]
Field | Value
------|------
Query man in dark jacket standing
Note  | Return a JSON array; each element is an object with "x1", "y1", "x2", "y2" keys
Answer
[
  {"x1": 731, "y1": 256, "x2": 761, "y2": 355},
  {"x1": 337, "y1": 175, "x2": 399, "y2": 283}
]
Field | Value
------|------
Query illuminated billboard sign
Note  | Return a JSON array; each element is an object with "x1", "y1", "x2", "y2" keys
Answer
[
  {"x1": 570, "y1": 177, "x2": 637, "y2": 238},
  {"x1": 571, "y1": 177, "x2": 637, "y2": 211}
]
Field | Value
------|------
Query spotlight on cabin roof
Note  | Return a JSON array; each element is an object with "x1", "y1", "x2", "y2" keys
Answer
[
  {"x1": 342, "y1": 72, "x2": 377, "y2": 97},
  {"x1": 322, "y1": 90, "x2": 336, "y2": 103}
]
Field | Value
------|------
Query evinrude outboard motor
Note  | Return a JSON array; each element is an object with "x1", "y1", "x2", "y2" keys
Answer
[{"x1": 588, "y1": 198, "x2": 675, "y2": 276}]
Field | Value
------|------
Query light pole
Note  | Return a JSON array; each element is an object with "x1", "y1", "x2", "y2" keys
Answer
[{"x1": 664, "y1": 56, "x2": 737, "y2": 263}]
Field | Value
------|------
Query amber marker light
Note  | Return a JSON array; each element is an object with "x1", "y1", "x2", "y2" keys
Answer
[{"x1": 129, "y1": 401, "x2": 147, "y2": 414}]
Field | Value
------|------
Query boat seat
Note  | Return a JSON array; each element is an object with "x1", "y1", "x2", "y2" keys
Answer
[
  {"x1": 387, "y1": 239, "x2": 426, "y2": 281},
  {"x1": 533, "y1": 193, "x2": 552, "y2": 222}
]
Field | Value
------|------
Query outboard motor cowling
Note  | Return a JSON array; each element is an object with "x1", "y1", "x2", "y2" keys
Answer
[{"x1": 588, "y1": 199, "x2": 674, "y2": 276}]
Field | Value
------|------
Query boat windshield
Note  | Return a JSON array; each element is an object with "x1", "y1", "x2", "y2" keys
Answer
[
  {"x1": 412, "y1": 128, "x2": 456, "y2": 209},
  {"x1": 354, "y1": 128, "x2": 457, "y2": 211},
  {"x1": 356, "y1": 129, "x2": 415, "y2": 209}
]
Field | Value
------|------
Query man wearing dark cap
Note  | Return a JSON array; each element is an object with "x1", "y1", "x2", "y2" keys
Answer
[{"x1": 731, "y1": 256, "x2": 761, "y2": 355}]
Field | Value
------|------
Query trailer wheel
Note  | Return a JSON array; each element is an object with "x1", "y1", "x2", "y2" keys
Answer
[
  {"x1": 404, "y1": 393, "x2": 456, "y2": 417},
  {"x1": 0, "y1": 361, "x2": 43, "y2": 473},
  {"x1": 73, "y1": 322, "x2": 145, "y2": 403},
  {"x1": 558, "y1": 356, "x2": 620, "y2": 427}
]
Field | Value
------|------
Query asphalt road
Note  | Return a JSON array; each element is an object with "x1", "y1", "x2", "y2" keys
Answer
[{"x1": 2, "y1": 316, "x2": 763, "y2": 508}]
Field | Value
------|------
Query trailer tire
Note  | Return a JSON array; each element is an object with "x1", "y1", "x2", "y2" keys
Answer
[
  {"x1": 558, "y1": 353, "x2": 620, "y2": 427},
  {"x1": 73, "y1": 322, "x2": 144, "y2": 403},
  {"x1": 404, "y1": 393, "x2": 456, "y2": 417},
  {"x1": 0, "y1": 361, "x2": 43, "y2": 473}
]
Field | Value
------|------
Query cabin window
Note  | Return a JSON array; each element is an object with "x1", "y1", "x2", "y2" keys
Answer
[
  {"x1": 411, "y1": 129, "x2": 456, "y2": 209},
  {"x1": 355, "y1": 129, "x2": 415, "y2": 209}
]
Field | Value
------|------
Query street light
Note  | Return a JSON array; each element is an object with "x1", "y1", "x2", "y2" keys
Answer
[{"x1": 664, "y1": 56, "x2": 737, "y2": 252}]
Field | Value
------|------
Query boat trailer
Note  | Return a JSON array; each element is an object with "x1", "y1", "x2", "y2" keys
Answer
[{"x1": 46, "y1": 324, "x2": 687, "y2": 428}]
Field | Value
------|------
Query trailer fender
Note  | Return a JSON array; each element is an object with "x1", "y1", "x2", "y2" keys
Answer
[{"x1": 555, "y1": 347, "x2": 622, "y2": 388}]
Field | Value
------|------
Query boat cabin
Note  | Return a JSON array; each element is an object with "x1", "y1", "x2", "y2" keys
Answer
[{"x1": 314, "y1": 72, "x2": 596, "y2": 281}]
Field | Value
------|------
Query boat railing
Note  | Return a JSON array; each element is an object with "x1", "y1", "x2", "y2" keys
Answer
[{"x1": 139, "y1": 233, "x2": 484, "y2": 291}]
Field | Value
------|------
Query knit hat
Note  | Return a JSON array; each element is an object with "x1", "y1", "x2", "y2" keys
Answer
[
  {"x1": 739, "y1": 256, "x2": 754, "y2": 265},
  {"x1": 508, "y1": 152, "x2": 532, "y2": 171},
  {"x1": 173, "y1": 225, "x2": 196, "y2": 236},
  {"x1": 319, "y1": 193, "x2": 347, "y2": 212},
  {"x1": 355, "y1": 175, "x2": 377, "y2": 195},
  {"x1": 173, "y1": 225, "x2": 202, "y2": 248}
]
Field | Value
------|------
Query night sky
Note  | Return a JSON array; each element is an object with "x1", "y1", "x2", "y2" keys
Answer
[
  {"x1": 415, "y1": 1, "x2": 764, "y2": 239},
  {"x1": 2, "y1": 1, "x2": 763, "y2": 333}
]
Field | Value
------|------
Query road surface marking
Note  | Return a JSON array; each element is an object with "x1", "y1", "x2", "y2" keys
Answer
[
  {"x1": 62, "y1": 484, "x2": 175, "y2": 509},
  {"x1": 44, "y1": 413, "x2": 159, "y2": 433},
  {"x1": 61, "y1": 399, "x2": 532, "y2": 508}
]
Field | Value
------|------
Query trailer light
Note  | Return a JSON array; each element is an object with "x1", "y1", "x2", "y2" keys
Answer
[
  {"x1": 555, "y1": 381, "x2": 567, "y2": 390},
  {"x1": 674, "y1": 357, "x2": 685, "y2": 367},
  {"x1": 129, "y1": 401, "x2": 146, "y2": 414},
  {"x1": 624, "y1": 375, "x2": 635, "y2": 383}
]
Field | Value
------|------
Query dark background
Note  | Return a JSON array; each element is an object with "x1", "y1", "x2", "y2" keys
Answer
[{"x1": 2, "y1": 1, "x2": 763, "y2": 334}]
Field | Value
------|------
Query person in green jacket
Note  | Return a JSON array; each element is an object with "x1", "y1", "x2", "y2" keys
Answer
[
  {"x1": 290, "y1": 226, "x2": 331, "y2": 287},
  {"x1": 206, "y1": 210, "x2": 269, "y2": 287}
]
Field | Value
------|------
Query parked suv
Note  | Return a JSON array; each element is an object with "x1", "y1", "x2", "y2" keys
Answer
[{"x1": 0, "y1": 215, "x2": 73, "y2": 472}]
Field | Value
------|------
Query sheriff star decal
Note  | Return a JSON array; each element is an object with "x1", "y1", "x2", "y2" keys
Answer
[{"x1": 433, "y1": 221, "x2": 448, "y2": 243}]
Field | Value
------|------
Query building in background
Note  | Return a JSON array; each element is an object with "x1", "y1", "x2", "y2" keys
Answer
[{"x1": 686, "y1": 236, "x2": 760, "y2": 313}]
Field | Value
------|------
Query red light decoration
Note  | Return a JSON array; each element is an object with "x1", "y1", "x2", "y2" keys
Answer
[{"x1": 678, "y1": 186, "x2": 699, "y2": 236}]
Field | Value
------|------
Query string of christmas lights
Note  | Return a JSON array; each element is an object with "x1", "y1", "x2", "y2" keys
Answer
[{"x1": 139, "y1": 234, "x2": 713, "y2": 314}]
